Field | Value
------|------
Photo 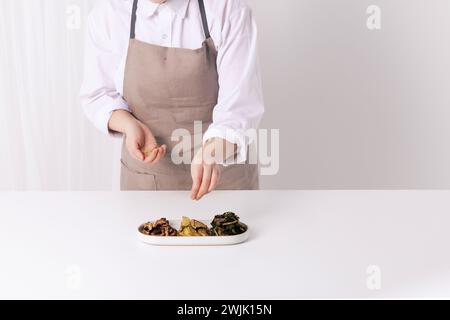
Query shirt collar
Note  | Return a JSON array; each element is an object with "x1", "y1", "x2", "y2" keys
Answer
[{"x1": 137, "y1": 0, "x2": 190, "y2": 19}]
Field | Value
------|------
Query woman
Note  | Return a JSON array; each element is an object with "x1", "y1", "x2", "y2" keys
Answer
[{"x1": 80, "y1": 0, "x2": 264, "y2": 200}]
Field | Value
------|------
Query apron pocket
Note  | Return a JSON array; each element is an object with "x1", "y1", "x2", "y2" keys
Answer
[{"x1": 120, "y1": 160, "x2": 157, "y2": 191}]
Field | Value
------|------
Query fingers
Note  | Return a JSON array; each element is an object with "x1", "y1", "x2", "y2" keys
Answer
[
  {"x1": 149, "y1": 145, "x2": 167, "y2": 165},
  {"x1": 143, "y1": 140, "x2": 158, "y2": 156},
  {"x1": 208, "y1": 166, "x2": 220, "y2": 193},
  {"x1": 137, "y1": 121, "x2": 160, "y2": 164},
  {"x1": 191, "y1": 164, "x2": 203, "y2": 200},
  {"x1": 143, "y1": 148, "x2": 159, "y2": 164},
  {"x1": 192, "y1": 164, "x2": 220, "y2": 201},
  {"x1": 196, "y1": 164, "x2": 213, "y2": 200},
  {"x1": 129, "y1": 140, "x2": 145, "y2": 162},
  {"x1": 160, "y1": 145, "x2": 167, "y2": 158}
]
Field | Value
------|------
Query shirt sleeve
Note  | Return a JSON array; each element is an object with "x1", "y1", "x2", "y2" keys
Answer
[
  {"x1": 79, "y1": 2, "x2": 130, "y2": 137},
  {"x1": 203, "y1": 5, "x2": 265, "y2": 164}
]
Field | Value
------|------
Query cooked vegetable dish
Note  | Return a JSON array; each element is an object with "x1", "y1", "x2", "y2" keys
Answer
[{"x1": 140, "y1": 212, "x2": 248, "y2": 237}]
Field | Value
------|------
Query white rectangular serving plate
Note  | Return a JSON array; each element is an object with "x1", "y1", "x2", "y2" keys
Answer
[{"x1": 138, "y1": 220, "x2": 249, "y2": 246}]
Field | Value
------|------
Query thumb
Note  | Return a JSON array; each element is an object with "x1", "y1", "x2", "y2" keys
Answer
[
  {"x1": 142, "y1": 130, "x2": 158, "y2": 154},
  {"x1": 129, "y1": 139, "x2": 145, "y2": 161}
]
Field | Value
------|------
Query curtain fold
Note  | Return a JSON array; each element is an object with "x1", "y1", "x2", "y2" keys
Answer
[{"x1": 0, "y1": 0, "x2": 121, "y2": 191}]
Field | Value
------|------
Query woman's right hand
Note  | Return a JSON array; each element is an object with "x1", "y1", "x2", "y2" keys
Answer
[
  {"x1": 109, "y1": 110, "x2": 167, "y2": 164},
  {"x1": 125, "y1": 119, "x2": 167, "y2": 164}
]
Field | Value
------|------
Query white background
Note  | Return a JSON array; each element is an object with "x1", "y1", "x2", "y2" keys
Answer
[{"x1": 1, "y1": 0, "x2": 450, "y2": 190}]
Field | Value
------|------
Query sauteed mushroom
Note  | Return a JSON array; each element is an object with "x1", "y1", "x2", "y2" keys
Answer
[{"x1": 142, "y1": 218, "x2": 178, "y2": 236}]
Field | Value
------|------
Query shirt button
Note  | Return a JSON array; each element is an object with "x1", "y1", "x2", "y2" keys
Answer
[{"x1": 162, "y1": 34, "x2": 168, "y2": 40}]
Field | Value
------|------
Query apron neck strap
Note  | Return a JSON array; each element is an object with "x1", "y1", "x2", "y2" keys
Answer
[
  {"x1": 130, "y1": 0, "x2": 138, "y2": 39},
  {"x1": 129, "y1": 0, "x2": 211, "y2": 40},
  {"x1": 198, "y1": 0, "x2": 211, "y2": 39}
]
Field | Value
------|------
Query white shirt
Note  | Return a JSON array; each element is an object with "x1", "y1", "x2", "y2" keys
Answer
[{"x1": 79, "y1": 0, "x2": 265, "y2": 163}]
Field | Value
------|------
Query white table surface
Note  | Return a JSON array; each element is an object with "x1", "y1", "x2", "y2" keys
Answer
[{"x1": 1, "y1": 190, "x2": 450, "y2": 300}]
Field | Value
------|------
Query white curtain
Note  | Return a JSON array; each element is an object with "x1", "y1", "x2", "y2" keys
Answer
[{"x1": 0, "y1": 0, "x2": 121, "y2": 190}]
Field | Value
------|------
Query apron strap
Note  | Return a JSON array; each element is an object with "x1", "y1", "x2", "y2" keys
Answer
[
  {"x1": 130, "y1": 0, "x2": 211, "y2": 40},
  {"x1": 198, "y1": 0, "x2": 211, "y2": 39},
  {"x1": 130, "y1": 0, "x2": 138, "y2": 39}
]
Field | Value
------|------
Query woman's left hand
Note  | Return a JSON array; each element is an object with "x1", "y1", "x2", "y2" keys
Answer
[{"x1": 190, "y1": 138, "x2": 237, "y2": 201}]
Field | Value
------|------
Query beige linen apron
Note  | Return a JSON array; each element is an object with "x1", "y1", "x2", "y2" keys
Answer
[{"x1": 120, "y1": 0, "x2": 259, "y2": 191}]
